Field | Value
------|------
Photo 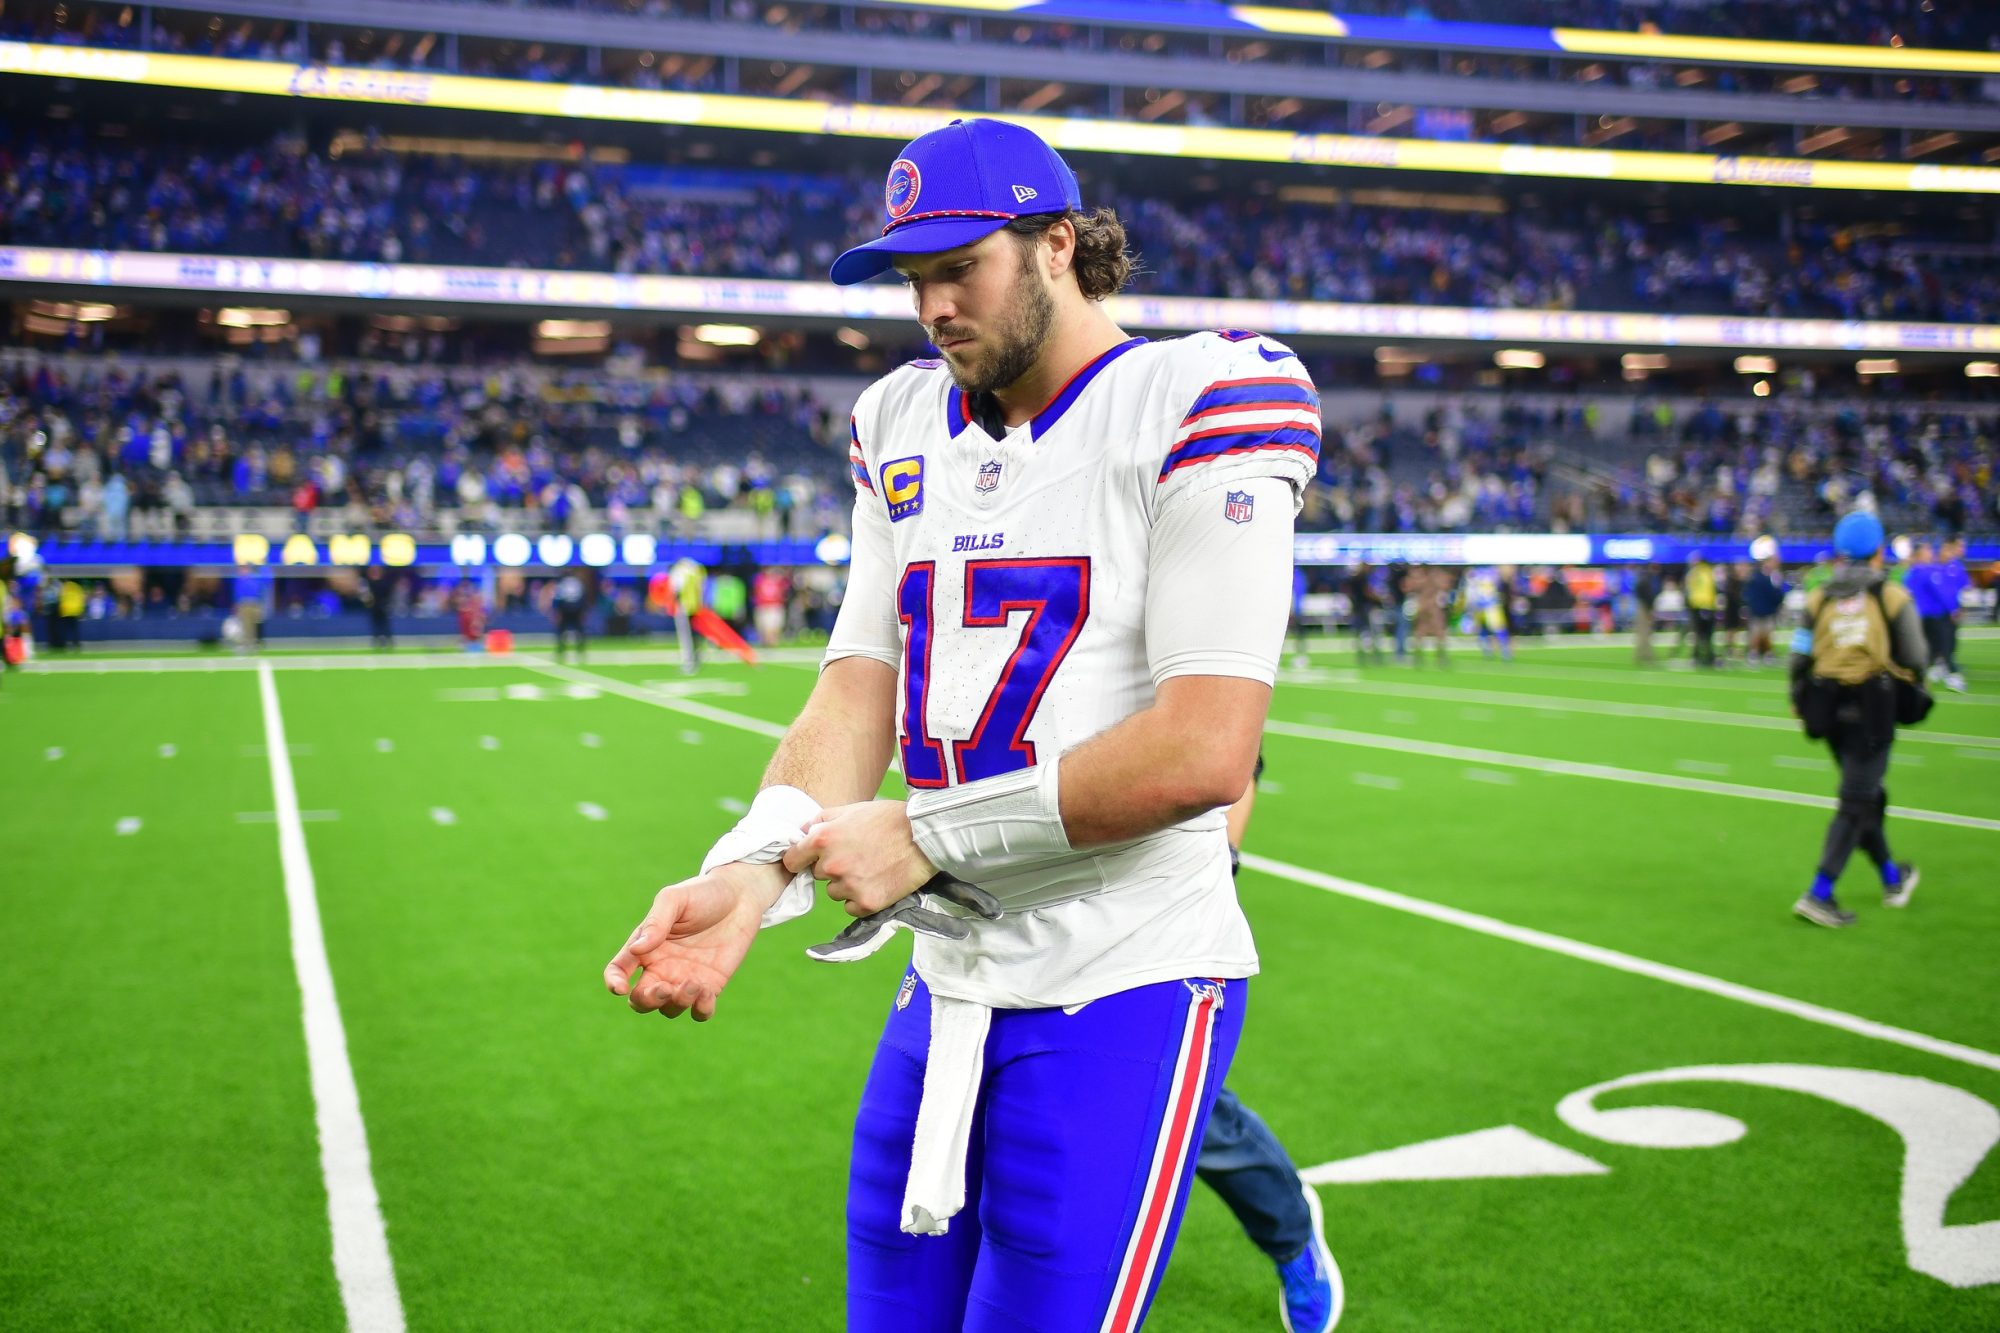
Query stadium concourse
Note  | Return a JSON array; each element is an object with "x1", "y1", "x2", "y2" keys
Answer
[{"x1": 5, "y1": 0, "x2": 2000, "y2": 1328}]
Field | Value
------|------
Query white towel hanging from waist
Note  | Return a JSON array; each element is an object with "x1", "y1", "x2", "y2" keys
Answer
[{"x1": 900, "y1": 994, "x2": 991, "y2": 1235}]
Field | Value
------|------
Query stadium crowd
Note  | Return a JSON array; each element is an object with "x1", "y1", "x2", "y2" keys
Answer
[
  {"x1": 6, "y1": 346, "x2": 1995, "y2": 543},
  {"x1": 1577, "y1": 400, "x2": 1999, "y2": 537},
  {"x1": 7, "y1": 133, "x2": 1997, "y2": 324},
  {"x1": 0, "y1": 360, "x2": 849, "y2": 538}
]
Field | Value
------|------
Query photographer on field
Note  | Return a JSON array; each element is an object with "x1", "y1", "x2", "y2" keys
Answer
[{"x1": 1788, "y1": 512, "x2": 1930, "y2": 928}]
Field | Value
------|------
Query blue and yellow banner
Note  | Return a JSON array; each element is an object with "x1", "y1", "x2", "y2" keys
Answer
[
  {"x1": 868, "y1": 0, "x2": 2000, "y2": 75},
  {"x1": 3, "y1": 42, "x2": 1997, "y2": 197}
]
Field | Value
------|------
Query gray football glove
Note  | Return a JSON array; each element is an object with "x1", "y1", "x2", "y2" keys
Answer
[{"x1": 806, "y1": 874, "x2": 1003, "y2": 963}]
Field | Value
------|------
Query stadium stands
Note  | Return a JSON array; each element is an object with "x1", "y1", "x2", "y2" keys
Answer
[
  {"x1": 0, "y1": 356, "x2": 848, "y2": 539},
  {"x1": 8, "y1": 128, "x2": 1999, "y2": 322}
]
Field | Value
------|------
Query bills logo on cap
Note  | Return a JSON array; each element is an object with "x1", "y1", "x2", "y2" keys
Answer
[
  {"x1": 885, "y1": 158, "x2": 922, "y2": 221},
  {"x1": 976, "y1": 459, "x2": 1003, "y2": 493},
  {"x1": 1224, "y1": 490, "x2": 1255, "y2": 524}
]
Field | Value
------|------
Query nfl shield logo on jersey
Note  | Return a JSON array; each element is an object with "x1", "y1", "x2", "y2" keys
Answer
[
  {"x1": 977, "y1": 459, "x2": 1003, "y2": 493},
  {"x1": 1223, "y1": 490, "x2": 1255, "y2": 524}
]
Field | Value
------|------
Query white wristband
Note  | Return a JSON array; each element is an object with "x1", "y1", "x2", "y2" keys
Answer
[
  {"x1": 906, "y1": 760, "x2": 1070, "y2": 883},
  {"x1": 701, "y1": 784, "x2": 821, "y2": 928}
]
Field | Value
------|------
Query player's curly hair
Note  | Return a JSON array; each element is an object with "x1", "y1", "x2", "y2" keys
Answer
[{"x1": 1003, "y1": 208, "x2": 1138, "y2": 302}]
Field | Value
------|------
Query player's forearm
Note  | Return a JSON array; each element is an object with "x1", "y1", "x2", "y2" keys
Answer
[
  {"x1": 760, "y1": 656, "x2": 898, "y2": 808},
  {"x1": 700, "y1": 658, "x2": 897, "y2": 917},
  {"x1": 1056, "y1": 694, "x2": 1263, "y2": 846}
]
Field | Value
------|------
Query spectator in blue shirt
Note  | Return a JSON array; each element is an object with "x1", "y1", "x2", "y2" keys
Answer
[
  {"x1": 1741, "y1": 555, "x2": 1789, "y2": 667},
  {"x1": 1928, "y1": 536, "x2": 1970, "y2": 692}
]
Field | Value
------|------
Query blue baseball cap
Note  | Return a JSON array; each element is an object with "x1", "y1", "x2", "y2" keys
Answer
[
  {"x1": 1834, "y1": 511, "x2": 1885, "y2": 559},
  {"x1": 830, "y1": 118, "x2": 1083, "y2": 286}
]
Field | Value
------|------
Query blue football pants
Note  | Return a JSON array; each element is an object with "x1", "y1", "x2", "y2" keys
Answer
[{"x1": 847, "y1": 972, "x2": 1246, "y2": 1333}]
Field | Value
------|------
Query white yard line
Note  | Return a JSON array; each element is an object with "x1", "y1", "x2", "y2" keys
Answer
[
  {"x1": 1451, "y1": 659, "x2": 2000, "y2": 707},
  {"x1": 1262, "y1": 718, "x2": 2000, "y2": 833},
  {"x1": 1240, "y1": 852, "x2": 2000, "y2": 1076},
  {"x1": 256, "y1": 664, "x2": 405, "y2": 1333},
  {"x1": 521, "y1": 659, "x2": 788, "y2": 739},
  {"x1": 1281, "y1": 675, "x2": 2000, "y2": 749}
]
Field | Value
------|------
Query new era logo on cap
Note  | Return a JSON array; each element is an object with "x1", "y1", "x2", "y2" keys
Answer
[{"x1": 1011, "y1": 184, "x2": 1039, "y2": 202}]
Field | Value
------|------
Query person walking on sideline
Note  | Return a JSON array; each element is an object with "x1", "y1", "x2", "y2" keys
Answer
[{"x1": 1790, "y1": 512, "x2": 1929, "y2": 928}]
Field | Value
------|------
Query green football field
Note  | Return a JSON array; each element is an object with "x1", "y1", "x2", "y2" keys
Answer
[{"x1": 6, "y1": 633, "x2": 1999, "y2": 1331}]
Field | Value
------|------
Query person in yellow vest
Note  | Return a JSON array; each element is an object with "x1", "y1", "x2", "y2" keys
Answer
[
  {"x1": 57, "y1": 576, "x2": 88, "y2": 652},
  {"x1": 1788, "y1": 512, "x2": 1929, "y2": 928},
  {"x1": 1682, "y1": 552, "x2": 1718, "y2": 669}
]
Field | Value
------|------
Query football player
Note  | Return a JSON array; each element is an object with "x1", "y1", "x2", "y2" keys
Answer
[{"x1": 604, "y1": 118, "x2": 1318, "y2": 1331}]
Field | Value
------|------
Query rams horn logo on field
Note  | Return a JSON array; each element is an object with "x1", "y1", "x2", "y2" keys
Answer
[
  {"x1": 881, "y1": 455, "x2": 926, "y2": 522},
  {"x1": 886, "y1": 159, "x2": 922, "y2": 221}
]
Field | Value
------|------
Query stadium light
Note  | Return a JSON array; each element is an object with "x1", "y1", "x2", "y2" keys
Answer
[
  {"x1": 214, "y1": 307, "x2": 290, "y2": 327},
  {"x1": 836, "y1": 327, "x2": 871, "y2": 349},
  {"x1": 1494, "y1": 349, "x2": 1546, "y2": 369},
  {"x1": 536, "y1": 319, "x2": 611, "y2": 340},
  {"x1": 1735, "y1": 355, "x2": 1779, "y2": 374},
  {"x1": 1621, "y1": 353, "x2": 1670, "y2": 370},
  {"x1": 1376, "y1": 346, "x2": 1427, "y2": 377},
  {"x1": 694, "y1": 323, "x2": 762, "y2": 346},
  {"x1": 1856, "y1": 358, "x2": 1900, "y2": 375},
  {"x1": 1967, "y1": 362, "x2": 2000, "y2": 378},
  {"x1": 1752, "y1": 380, "x2": 1772, "y2": 397}
]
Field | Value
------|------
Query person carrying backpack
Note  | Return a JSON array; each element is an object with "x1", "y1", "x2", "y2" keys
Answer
[{"x1": 1788, "y1": 512, "x2": 1931, "y2": 928}]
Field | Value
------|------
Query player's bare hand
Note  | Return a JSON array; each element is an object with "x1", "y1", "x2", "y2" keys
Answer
[
  {"x1": 782, "y1": 800, "x2": 937, "y2": 917},
  {"x1": 603, "y1": 861, "x2": 786, "y2": 1022}
]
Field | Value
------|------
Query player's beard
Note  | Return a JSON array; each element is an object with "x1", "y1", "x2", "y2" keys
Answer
[{"x1": 933, "y1": 250, "x2": 1057, "y2": 396}]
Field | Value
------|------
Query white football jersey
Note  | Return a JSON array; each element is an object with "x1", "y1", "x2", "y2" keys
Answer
[{"x1": 826, "y1": 330, "x2": 1320, "y2": 1008}]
